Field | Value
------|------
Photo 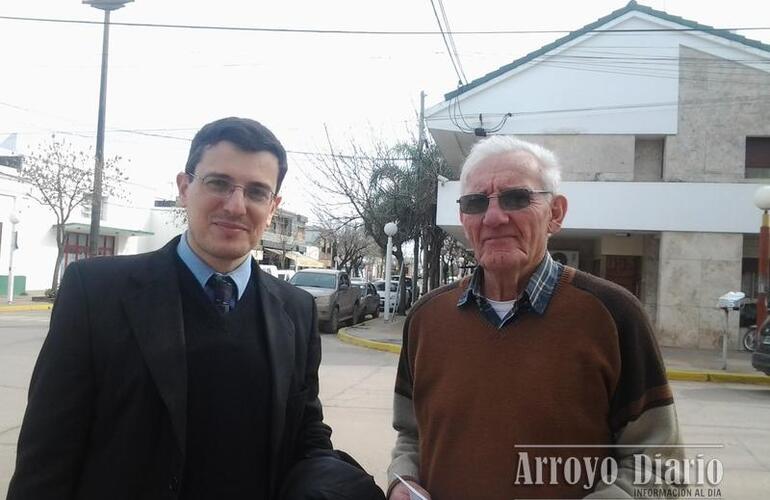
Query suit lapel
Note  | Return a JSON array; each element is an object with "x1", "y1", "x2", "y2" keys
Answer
[
  {"x1": 118, "y1": 244, "x2": 297, "y2": 465},
  {"x1": 122, "y1": 238, "x2": 188, "y2": 455},
  {"x1": 255, "y1": 266, "x2": 296, "y2": 457}
]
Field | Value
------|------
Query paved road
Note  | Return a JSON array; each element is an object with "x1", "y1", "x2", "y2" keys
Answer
[{"x1": 1, "y1": 312, "x2": 769, "y2": 498}]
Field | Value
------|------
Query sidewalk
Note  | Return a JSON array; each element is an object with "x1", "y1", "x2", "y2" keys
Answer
[
  {"x1": 339, "y1": 315, "x2": 770, "y2": 386},
  {"x1": 0, "y1": 294, "x2": 53, "y2": 313}
]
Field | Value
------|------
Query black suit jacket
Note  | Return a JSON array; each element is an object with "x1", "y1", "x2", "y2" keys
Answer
[{"x1": 7, "y1": 236, "x2": 333, "y2": 500}]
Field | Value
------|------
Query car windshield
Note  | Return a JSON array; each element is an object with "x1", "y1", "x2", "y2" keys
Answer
[{"x1": 290, "y1": 273, "x2": 336, "y2": 289}]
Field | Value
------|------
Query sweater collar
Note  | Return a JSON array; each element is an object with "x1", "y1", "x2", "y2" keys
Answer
[{"x1": 457, "y1": 252, "x2": 563, "y2": 327}]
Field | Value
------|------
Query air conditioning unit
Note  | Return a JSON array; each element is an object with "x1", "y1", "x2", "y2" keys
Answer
[{"x1": 550, "y1": 250, "x2": 579, "y2": 268}]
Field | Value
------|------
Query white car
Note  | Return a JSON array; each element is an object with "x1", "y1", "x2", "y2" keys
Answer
[{"x1": 374, "y1": 280, "x2": 400, "y2": 312}]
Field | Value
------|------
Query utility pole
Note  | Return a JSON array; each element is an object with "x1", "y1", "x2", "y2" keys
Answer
[
  {"x1": 418, "y1": 90, "x2": 433, "y2": 295},
  {"x1": 414, "y1": 90, "x2": 426, "y2": 301},
  {"x1": 84, "y1": 0, "x2": 133, "y2": 257}
]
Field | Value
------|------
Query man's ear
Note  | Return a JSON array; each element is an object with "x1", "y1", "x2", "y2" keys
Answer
[
  {"x1": 548, "y1": 194, "x2": 568, "y2": 235},
  {"x1": 265, "y1": 195, "x2": 282, "y2": 230},
  {"x1": 176, "y1": 172, "x2": 190, "y2": 208}
]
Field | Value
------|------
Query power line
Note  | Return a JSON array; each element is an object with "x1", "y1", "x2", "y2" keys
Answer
[
  {"x1": 428, "y1": 0, "x2": 465, "y2": 85},
  {"x1": 435, "y1": 0, "x2": 467, "y2": 84},
  {"x1": 426, "y1": 94, "x2": 770, "y2": 123},
  {"x1": 0, "y1": 14, "x2": 768, "y2": 36},
  {"x1": 5, "y1": 125, "x2": 415, "y2": 162}
]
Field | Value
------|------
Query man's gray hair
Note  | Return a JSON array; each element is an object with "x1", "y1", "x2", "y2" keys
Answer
[{"x1": 459, "y1": 135, "x2": 562, "y2": 194}]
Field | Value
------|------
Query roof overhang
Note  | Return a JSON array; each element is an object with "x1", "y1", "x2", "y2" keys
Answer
[
  {"x1": 61, "y1": 222, "x2": 153, "y2": 237},
  {"x1": 285, "y1": 251, "x2": 325, "y2": 268}
]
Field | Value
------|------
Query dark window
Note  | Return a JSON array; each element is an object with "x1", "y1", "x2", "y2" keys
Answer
[
  {"x1": 0, "y1": 156, "x2": 22, "y2": 168},
  {"x1": 746, "y1": 137, "x2": 770, "y2": 179}
]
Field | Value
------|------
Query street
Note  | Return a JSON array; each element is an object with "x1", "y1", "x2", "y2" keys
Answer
[{"x1": 1, "y1": 311, "x2": 769, "y2": 499}]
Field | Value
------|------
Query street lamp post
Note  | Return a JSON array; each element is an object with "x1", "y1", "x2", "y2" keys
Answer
[
  {"x1": 753, "y1": 186, "x2": 770, "y2": 341},
  {"x1": 6, "y1": 211, "x2": 20, "y2": 304},
  {"x1": 384, "y1": 222, "x2": 398, "y2": 321},
  {"x1": 83, "y1": 0, "x2": 133, "y2": 258}
]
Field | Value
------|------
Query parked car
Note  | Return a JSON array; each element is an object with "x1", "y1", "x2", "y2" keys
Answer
[
  {"x1": 290, "y1": 269, "x2": 360, "y2": 333},
  {"x1": 373, "y1": 278, "x2": 413, "y2": 312},
  {"x1": 752, "y1": 317, "x2": 770, "y2": 376},
  {"x1": 351, "y1": 279, "x2": 380, "y2": 320},
  {"x1": 374, "y1": 280, "x2": 401, "y2": 312}
]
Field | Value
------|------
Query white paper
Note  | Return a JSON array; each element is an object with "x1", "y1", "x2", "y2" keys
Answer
[{"x1": 394, "y1": 474, "x2": 429, "y2": 500}]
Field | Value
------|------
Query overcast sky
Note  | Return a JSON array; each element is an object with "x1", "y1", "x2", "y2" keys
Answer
[{"x1": 1, "y1": 0, "x2": 769, "y2": 218}]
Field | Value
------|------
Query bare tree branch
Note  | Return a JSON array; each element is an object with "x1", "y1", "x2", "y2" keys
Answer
[{"x1": 20, "y1": 135, "x2": 127, "y2": 292}]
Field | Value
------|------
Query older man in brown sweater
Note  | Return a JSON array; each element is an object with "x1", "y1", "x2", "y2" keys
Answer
[{"x1": 387, "y1": 136, "x2": 682, "y2": 499}]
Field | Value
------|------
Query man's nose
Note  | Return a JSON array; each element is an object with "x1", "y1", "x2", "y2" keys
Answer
[
  {"x1": 222, "y1": 187, "x2": 248, "y2": 214},
  {"x1": 482, "y1": 196, "x2": 509, "y2": 226}
]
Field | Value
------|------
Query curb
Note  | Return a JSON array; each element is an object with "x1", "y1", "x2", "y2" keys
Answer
[
  {"x1": 0, "y1": 304, "x2": 53, "y2": 313},
  {"x1": 338, "y1": 330, "x2": 770, "y2": 386},
  {"x1": 337, "y1": 328, "x2": 402, "y2": 354},
  {"x1": 701, "y1": 371, "x2": 770, "y2": 386},
  {"x1": 667, "y1": 370, "x2": 770, "y2": 386}
]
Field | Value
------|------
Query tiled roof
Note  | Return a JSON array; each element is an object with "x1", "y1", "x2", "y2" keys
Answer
[{"x1": 444, "y1": 0, "x2": 770, "y2": 101}]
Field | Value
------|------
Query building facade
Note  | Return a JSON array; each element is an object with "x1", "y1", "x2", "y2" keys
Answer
[{"x1": 426, "y1": 1, "x2": 770, "y2": 348}]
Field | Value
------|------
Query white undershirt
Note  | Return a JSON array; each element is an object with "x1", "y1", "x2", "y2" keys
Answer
[{"x1": 485, "y1": 297, "x2": 517, "y2": 320}]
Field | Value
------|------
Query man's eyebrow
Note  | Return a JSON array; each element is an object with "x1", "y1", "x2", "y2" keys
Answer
[
  {"x1": 245, "y1": 181, "x2": 274, "y2": 191},
  {"x1": 203, "y1": 173, "x2": 232, "y2": 180}
]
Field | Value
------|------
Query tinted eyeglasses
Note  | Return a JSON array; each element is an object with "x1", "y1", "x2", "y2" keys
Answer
[
  {"x1": 189, "y1": 173, "x2": 275, "y2": 205},
  {"x1": 457, "y1": 188, "x2": 552, "y2": 214}
]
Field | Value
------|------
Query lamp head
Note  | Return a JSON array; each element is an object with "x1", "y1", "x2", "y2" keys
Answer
[
  {"x1": 754, "y1": 185, "x2": 770, "y2": 210},
  {"x1": 83, "y1": 0, "x2": 134, "y2": 11},
  {"x1": 384, "y1": 222, "x2": 398, "y2": 237}
]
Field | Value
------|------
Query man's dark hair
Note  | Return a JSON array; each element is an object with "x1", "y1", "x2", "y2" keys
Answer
[{"x1": 185, "y1": 117, "x2": 288, "y2": 192}]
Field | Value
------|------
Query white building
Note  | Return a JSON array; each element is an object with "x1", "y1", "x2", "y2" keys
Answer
[
  {"x1": 1, "y1": 163, "x2": 176, "y2": 293},
  {"x1": 426, "y1": 1, "x2": 770, "y2": 348}
]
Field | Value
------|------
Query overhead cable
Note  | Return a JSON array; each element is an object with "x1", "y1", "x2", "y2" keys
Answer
[{"x1": 0, "y1": 14, "x2": 767, "y2": 36}]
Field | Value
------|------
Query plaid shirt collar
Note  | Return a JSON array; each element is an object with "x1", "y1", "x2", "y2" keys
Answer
[{"x1": 457, "y1": 252, "x2": 563, "y2": 329}]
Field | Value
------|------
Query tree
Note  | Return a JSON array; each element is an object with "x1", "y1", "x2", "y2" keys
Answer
[
  {"x1": 21, "y1": 135, "x2": 126, "y2": 292},
  {"x1": 309, "y1": 130, "x2": 452, "y2": 313},
  {"x1": 312, "y1": 216, "x2": 375, "y2": 276},
  {"x1": 439, "y1": 235, "x2": 473, "y2": 284}
]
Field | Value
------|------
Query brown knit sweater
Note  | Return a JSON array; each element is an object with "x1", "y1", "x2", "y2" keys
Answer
[{"x1": 389, "y1": 267, "x2": 680, "y2": 500}]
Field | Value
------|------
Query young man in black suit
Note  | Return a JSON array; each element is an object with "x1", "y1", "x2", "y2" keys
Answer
[{"x1": 8, "y1": 117, "x2": 381, "y2": 500}]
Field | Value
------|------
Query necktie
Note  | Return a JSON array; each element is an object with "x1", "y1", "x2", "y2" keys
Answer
[{"x1": 206, "y1": 274, "x2": 236, "y2": 314}]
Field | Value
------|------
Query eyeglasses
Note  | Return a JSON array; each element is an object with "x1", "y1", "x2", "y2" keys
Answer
[
  {"x1": 457, "y1": 188, "x2": 551, "y2": 214},
  {"x1": 188, "y1": 173, "x2": 276, "y2": 205}
]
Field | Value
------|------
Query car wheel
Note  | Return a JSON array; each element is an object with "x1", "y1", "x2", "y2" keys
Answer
[{"x1": 743, "y1": 327, "x2": 757, "y2": 352}]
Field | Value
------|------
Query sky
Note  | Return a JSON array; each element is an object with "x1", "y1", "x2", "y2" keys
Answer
[{"x1": 1, "y1": 0, "x2": 769, "y2": 219}]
